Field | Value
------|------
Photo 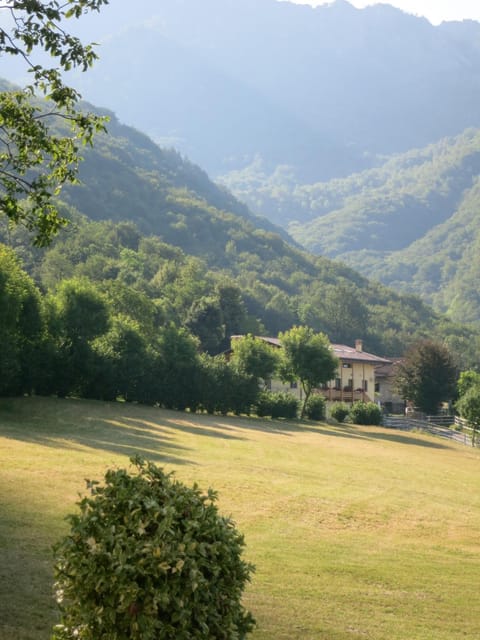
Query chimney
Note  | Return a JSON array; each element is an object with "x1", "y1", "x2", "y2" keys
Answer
[{"x1": 355, "y1": 339, "x2": 363, "y2": 352}]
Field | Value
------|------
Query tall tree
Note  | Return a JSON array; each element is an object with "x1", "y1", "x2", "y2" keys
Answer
[
  {"x1": 279, "y1": 326, "x2": 338, "y2": 418},
  {"x1": 48, "y1": 277, "x2": 110, "y2": 396},
  {"x1": 0, "y1": 244, "x2": 44, "y2": 395},
  {"x1": 217, "y1": 283, "x2": 248, "y2": 349},
  {"x1": 394, "y1": 340, "x2": 457, "y2": 415},
  {"x1": 0, "y1": 0, "x2": 108, "y2": 245},
  {"x1": 150, "y1": 323, "x2": 201, "y2": 411},
  {"x1": 185, "y1": 296, "x2": 225, "y2": 355}
]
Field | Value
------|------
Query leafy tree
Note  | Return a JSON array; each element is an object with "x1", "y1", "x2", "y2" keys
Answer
[
  {"x1": 87, "y1": 316, "x2": 150, "y2": 402},
  {"x1": 230, "y1": 334, "x2": 280, "y2": 388},
  {"x1": 48, "y1": 277, "x2": 110, "y2": 396},
  {"x1": 184, "y1": 296, "x2": 225, "y2": 355},
  {"x1": 456, "y1": 386, "x2": 480, "y2": 446},
  {"x1": 151, "y1": 324, "x2": 201, "y2": 411},
  {"x1": 217, "y1": 283, "x2": 248, "y2": 349},
  {"x1": 0, "y1": 244, "x2": 44, "y2": 394},
  {"x1": 198, "y1": 355, "x2": 258, "y2": 416},
  {"x1": 457, "y1": 370, "x2": 480, "y2": 399},
  {"x1": 0, "y1": 0, "x2": 108, "y2": 245},
  {"x1": 52, "y1": 457, "x2": 255, "y2": 640},
  {"x1": 279, "y1": 326, "x2": 338, "y2": 418},
  {"x1": 394, "y1": 339, "x2": 457, "y2": 415}
]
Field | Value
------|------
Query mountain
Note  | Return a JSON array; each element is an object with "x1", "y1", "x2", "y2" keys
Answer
[
  {"x1": 4, "y1": 0, "x2": 480, "y2": 182},
  {"x1": 246, "y1": 128, "x2": 480, "y2": 326},
  {"x1": 2, "y1": 95, "x2": 478, "y2": 363},
  {"x1": 60, "y1": 105, "x2": 298, "y2": 256}
]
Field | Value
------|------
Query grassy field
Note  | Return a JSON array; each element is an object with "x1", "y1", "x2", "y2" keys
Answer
[{"x1": 1, "y1": 396, "x2": 480, "y2": 640}]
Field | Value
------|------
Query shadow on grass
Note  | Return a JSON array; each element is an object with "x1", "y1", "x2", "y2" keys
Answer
[
  {"x1": 198, "y1": 413, "x2": 453, "y2": 449},
  {"x1": 363, "y1": 428, "x2": 451, "y2": 449},
  {"x1": 0, "y1": 396, "x2": 454, "y2": 455},
  {"x1": 0, "y1": 397, "x2": 195, "y2": 465}
]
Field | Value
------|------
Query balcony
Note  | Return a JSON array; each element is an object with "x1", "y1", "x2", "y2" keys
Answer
[{"x1": 317, "y1": 387, "x2": 372, "y2": 403}]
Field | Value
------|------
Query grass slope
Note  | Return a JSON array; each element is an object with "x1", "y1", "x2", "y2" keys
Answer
[{"x1": 1, "y1": 397, "x2": 480, "y2": 639}]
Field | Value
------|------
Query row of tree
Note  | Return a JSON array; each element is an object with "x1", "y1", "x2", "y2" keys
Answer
[
  {"x1": 1, "y1": 243, "x2": 341, "y2": 417},
  {"x1": 5, "y1": 239, "x2": 479, "y2": 423}
]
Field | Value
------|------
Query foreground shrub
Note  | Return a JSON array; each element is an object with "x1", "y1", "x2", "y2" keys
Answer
[
  {"x1": 330, "y1": 402, "x2": 350, "y2": 423},
  {"x1": 304, "y1": 394, "x2": 326, "y2": 421},
  {"x1": 349, "y1": 401, "x2": 383, "y2": 426},
  {"x1": 52, "y1": 457, "x2": 255, "y2": 640},
  {"x1": 255, "y1": 391, "x2": 299, "y2": 419}
]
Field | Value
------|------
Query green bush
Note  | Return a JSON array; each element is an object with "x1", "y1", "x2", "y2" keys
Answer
[
  {"x1": 330, "y1": 402, "x2": 350, "y2": 423},
  {"x1": 255, "y1": 391, "x2": 299, "y2": 419},
  {"x1": 304, "y1": 394, "x2": 326, "y2": 421},
  {"x1": 197, "y1": 355, "x2": 259, "y2": 416},
  {"x1": 349, "y1": 401, "x2": 383, "y2": 426},
  {"x1": 52, "y1": 457, "x2": 255, "y2": 640}
]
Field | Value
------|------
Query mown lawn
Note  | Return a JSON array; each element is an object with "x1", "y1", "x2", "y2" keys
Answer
[{"x1": 1, "y1": 396, "x2": 480, "y2": 639}]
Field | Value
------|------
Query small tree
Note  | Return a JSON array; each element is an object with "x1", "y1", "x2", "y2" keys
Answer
[
  {"x1": 394, "y1": 339, "x2": 457, "y2": 415},
  {"x1": 457, "y1": 370, "x2": 480, "y2": 399},
  {"x1": 230, "y1": 334, "x2": 280, "y2": 388},
  {"x1": 52, "y1": 457, "x2": 255, "y2": 640},
  {"x1": 456, "y1": 386, "x2": 480, "y2": 446},
  {"x1": 279, "y1": 326, "x2": 338, "y2": 418}
]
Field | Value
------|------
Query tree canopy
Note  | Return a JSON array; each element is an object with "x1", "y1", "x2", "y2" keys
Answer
[
  {"x1": 393, "y1": 340, "x2": 457, "y2": 415},
  {"x1": 279, "y1": 326, "x2": 338, "y2": 418},
  {"x1": 0, "y1": 0, "x2": 108, "y2": 245}
]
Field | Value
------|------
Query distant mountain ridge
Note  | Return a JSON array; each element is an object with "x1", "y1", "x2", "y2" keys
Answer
[{"x1": 3, "y1": 0, "x2": 480, "y2": 182}]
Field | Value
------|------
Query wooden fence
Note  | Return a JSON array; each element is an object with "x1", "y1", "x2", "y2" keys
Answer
[{"x1": 383, "y1": 414, "x2": 473, "y2": 446}]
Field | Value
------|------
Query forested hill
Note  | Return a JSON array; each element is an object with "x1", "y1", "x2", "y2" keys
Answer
[
  {"x1": 248, "y1": 128, "x2": 480, "y2": 327},
  {"x1": 61, "y1": 107, "x2": 296, "y2": 255},
  {"x1": 2, "y1": 102, "x2": 480, "y2": 366}
]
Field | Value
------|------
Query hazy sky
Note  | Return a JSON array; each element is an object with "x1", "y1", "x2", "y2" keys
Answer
[{"x1": 289, "y1": 1, "x2": 480, "y2": 25}]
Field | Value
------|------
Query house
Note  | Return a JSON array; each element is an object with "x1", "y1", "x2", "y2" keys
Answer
[
  {"x1": 230, "y1": 336, "x2": 391, "y2": 404},
  {"x1": 373, "y1": 359, "x2": 405, "y2": 414}
]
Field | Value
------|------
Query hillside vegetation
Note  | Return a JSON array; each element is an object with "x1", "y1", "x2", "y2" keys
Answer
[
  {"x1": 2, "y1": 107, "x2": 479, "y2": 363},
  {"x1": 224, "y1": 129, "x2": 480, "y2": 327},
  {"x1": 2, "y1": 396, "x2": 480, "y2": 640}
]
